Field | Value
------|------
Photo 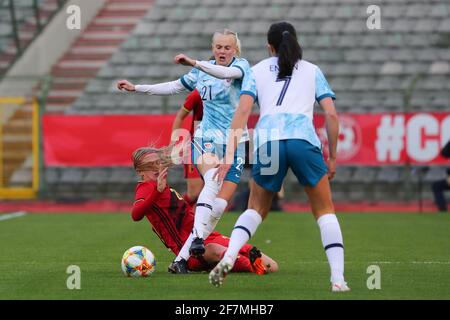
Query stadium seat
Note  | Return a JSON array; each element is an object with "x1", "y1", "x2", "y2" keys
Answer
[
  {"x1": 343, "y1": 20, "x2": 366, "y2": 34},
  {"x1": 263, "y1": 5, "x2": 290, "y2": 21},
  {"x1": 380, "y1": 62, "x2": 403, "y2": 75},
  {"x1": 429, "y1": 61, "x2": 450, "y2": 75},
  {"x1": 321, "y1": 20, "x2": 346, "y2": 34},
  {"x1": 336, "y1": 35, "x2": 361, "y2": 49},
  {"x1": 177, "y1": 0, "x2": 201, "y2": 7},
  {"x1": 333, "y1": 166, "x2": 353, "y2": 184},
  {"x1": 392, "y1": 49, "x2": 415, "y2": 62},
  {"x1": 179, "y1": 22, "x2": 205, "y2": 36},
  {"x1": 167, "y1": 8, "x2": 195, "y2": 21},
  {"x1": 214, "y1": 7, "x2": 240, "y2": 22},
  {"x1": 334, "y1": 4, "x2": 356, "y2": 19},
  {"x1": 429, "y1": 3, "x2": 450, "y2": 17},
  {"x1": 414, "y1": 19, "x2": 439, "y2": 32},
  {"x1": 382, "y1": 94, "x2": 404, "y2": 111}
]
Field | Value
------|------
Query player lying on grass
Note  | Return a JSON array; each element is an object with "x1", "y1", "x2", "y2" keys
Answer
[{"x1": 130, "y1": 146, "x2": 278, "y2": 274}]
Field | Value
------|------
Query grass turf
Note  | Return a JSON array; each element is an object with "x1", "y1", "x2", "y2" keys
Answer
[{"x1": 0, "y1": 212, "x2": 449, "y2": 300}]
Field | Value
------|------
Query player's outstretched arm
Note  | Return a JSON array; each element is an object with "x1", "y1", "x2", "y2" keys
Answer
[
  {"x1": 117, "y1": 79, "x2": 135, "y2": 91},
  {"x1": 117, "y1": 78, "x2": 187, "y2": 96},
  {"x1": 174, "y1": 53, "x2": 243, "y2": 80},
  {"x1": 319, "y1": 97, "x2": 339, "y2": 180}
]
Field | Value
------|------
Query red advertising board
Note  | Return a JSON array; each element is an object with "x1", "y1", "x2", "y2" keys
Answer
[{"x1": 43, "y1": 113, "x2": 450, "y2": 166}]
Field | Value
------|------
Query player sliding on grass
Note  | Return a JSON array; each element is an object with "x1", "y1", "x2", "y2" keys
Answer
[
  {"x1": 131, "y1": 146, "x2": 278, "y2": 275},
  {"x1": 209, "y1": 22, "x2": 350, "y2": 292},
  {"x1": 118, "y1": 29, "x2": 257, "y2": 272}
]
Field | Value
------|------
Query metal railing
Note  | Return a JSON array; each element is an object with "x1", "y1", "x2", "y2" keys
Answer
[{"x1": 0, "y1": 96, "x2": 40, "y2": 199}]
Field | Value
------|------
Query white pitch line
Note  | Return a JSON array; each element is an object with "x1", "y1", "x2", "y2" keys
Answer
[
  {"x1": 0, "y1": 211, "x2": 27, "y2": 221},
  {"x1": 371, "y1": 261, "x2": 450, "y2": 265},
  {"x1": 291, "y1": 261, "x2": 450, "y2": 265}
]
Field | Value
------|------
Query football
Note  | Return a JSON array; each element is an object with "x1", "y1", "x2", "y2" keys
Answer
[{"x1": 121, "y1": 246, "x2": 156, "y2": 277}]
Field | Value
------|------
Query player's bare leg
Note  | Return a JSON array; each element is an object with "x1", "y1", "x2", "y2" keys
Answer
[
  {"x1": 304, "y1": 175, "x2": 350, "y2": 292},
  {"x1": 247, "y1": 179, "x2": 275, "y2": 219},
  {"x1": 209, "y1": 181, "x2": 275, "y2": 287},
  {"x1": 186, "y1": 177, "x2": 204, "y2": 209}
]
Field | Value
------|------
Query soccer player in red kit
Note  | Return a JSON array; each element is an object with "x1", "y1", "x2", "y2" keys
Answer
[
  {"x1": 131, "y1": 146, "x2": 278, "y2": 274},
  {"x1": 171, "y1": 90, "x2": 204, "y2": 207}
]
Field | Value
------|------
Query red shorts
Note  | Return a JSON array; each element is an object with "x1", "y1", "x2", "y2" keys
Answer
[
  {"x1": 187, "y1": 232, "x2": 253, "y2": 272},
  {"x1": 184, "y1": 163, "x2": 201, "y2": 179}
]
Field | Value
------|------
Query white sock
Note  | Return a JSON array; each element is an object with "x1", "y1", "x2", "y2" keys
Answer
[
  {"x1": 203, "y1": 198, "x2": 228, "y2": 238},
  {"x1": 317, "y1": 213, "x2": 345, "y2": 284},
  {"x1": 224, "y1": 209, "x2": 262, "y2": 264},
  {"x1": 175, "y1": 233, "x2": 194, "y2": 262},
  {"x1": 193, "y1": 168, "x2": 220, "y2": 239}
]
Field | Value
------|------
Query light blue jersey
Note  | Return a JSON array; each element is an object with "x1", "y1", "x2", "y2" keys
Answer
[
  {"x1": 252, "y1": 58, "x2": 335, "y2": 151},
  {"x1": 251, "y1": 58, "x2": 335, "y2": 189},
  {"x1": 180, "y1": 57, "x2": 257, "y2": 144}
]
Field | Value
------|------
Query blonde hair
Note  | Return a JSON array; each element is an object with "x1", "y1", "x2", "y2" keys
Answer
[
  {"x1": 132, "y1": 145, "x2": 174, "y2": 173},
  {"x1": 212, "y1": 29, "x2": 241, "y2": 57}
]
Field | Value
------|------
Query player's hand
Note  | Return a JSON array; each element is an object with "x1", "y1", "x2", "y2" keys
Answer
[
  {"x1": 213, "y1": 163, "x2": 232, "y2": 185},
  {"x1": 157, "y1": 166, "x2": 168, "y2": 192},
  {"x1": 174, "y1": 54, "x2": 196, "y2": 67},
  {"x1": 327, "y1": 158, "x2": 336, "y2": 180},
  {"x1": 117, "y1": 80, "x2": 135, "y2": 92}
]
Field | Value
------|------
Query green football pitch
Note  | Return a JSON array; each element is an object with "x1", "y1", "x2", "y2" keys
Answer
[{"x1": 0, "y1": 212, "x2": 449, "y2": 300}]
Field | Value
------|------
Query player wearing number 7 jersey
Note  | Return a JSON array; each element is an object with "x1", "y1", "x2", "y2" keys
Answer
[{"x1": 211, "y1": 22, "x2": 350, "y2": 292}]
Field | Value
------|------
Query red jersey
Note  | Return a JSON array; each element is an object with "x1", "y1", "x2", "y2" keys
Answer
[
  {"x1": 182, "y1": 90, "x2": 203, "y2": 135},
  {"x1": 131, "y1": 181, "x2": 257, "y2": 273},
  {"x1": 132, "y1": 181, "x2": 194, "y2": 255}
]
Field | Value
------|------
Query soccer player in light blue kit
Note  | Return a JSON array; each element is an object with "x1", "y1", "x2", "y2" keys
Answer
[
  {"x1": 210, "y1": 22, "x2": 350, "y2": 292},
  {"x1": 117, "y1": 29, "x2": 258, "y2": 273}
]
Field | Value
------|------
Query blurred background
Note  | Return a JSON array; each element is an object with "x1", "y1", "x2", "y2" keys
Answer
[{"x1": 0, "y1": 0, "x2": 449, "y2": 212}]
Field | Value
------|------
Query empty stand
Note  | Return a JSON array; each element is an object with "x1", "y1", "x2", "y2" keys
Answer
[
  {"x1": 13, "y1": 0, "x2": 448, "y2": 203},
  {"x1": 67, "y1": 0, "x2": 450, "y2": 116}
]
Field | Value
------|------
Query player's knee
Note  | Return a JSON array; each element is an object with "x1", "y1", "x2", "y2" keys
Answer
[
  {"x1": 212, "y1": 198, "x2": 227, "y2": 216},
  {"x1": 198, "y1": 154, "x2": 220, "y2": 173},
  {"x1": 203, "y1": 168, "x2": 220, "y2": 192}
]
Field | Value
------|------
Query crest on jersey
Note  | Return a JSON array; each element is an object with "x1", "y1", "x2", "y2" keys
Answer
[
  {"x1": 203, "y1": 142, "x2": 214, "y2": 151},
  {"x1": 223, "y1": 78, "x2": 232, "y2": 86}
]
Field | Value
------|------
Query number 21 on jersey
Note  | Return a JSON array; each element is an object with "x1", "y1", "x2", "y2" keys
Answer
[{"x1": 200, "y1": 85, "x2": 212, "y2": 101}]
